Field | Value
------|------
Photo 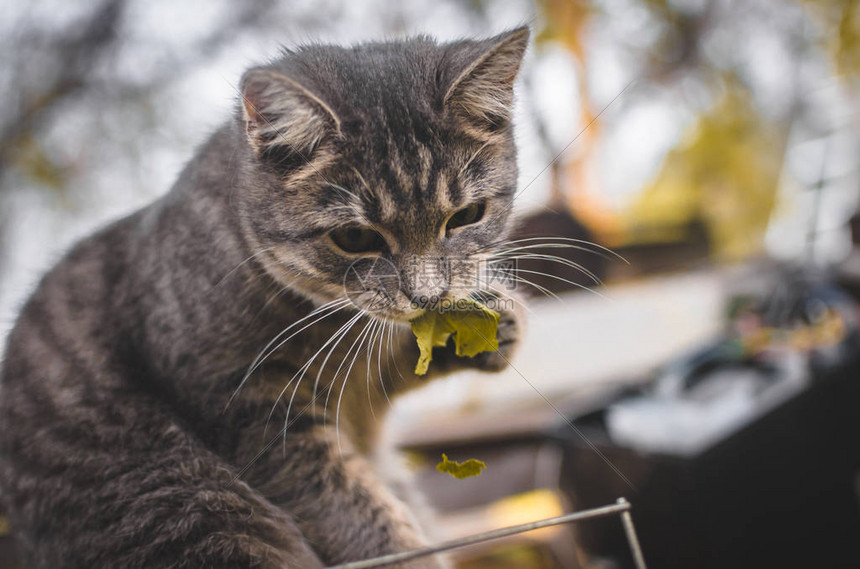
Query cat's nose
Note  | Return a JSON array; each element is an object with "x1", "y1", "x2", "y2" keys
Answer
[
  {"x1": 401, "y1": 255, "x2": 450, "y2": 308},
  {"x1": 408, "y1": 287, "x2": 449, "y2": 309}
]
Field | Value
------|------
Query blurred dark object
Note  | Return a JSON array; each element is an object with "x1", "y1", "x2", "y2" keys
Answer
[
  {"x1": 560, "y1": 276, "x2": 860, "y2": 568},
  {"x1": 849, "y1": 210, "x2": 860, "y2": 245},
  {"x1": 562, "y1": 352, "x2": 860, "y2": 568},
  {"x1": 508, "y1": 209, "x2": 715, "y2": 295},
  {"x1": 835, "y1": 209, "x2": 860, "y2": 300},
  {"x1": 510, "y1": 209, "x2": 608, "y2": 296},
  {"x1": 609, "y1": 219, "x2": 712, "y2": 281}
]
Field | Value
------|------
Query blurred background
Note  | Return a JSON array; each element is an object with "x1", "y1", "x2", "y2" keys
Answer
[{"x1": 2, "y1": 0, "x2": 860, "y2": 568}]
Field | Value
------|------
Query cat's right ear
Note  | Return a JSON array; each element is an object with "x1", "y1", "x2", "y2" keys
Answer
[{"x1": 240, "y1": 69, "x2": 341, "y2": 159}]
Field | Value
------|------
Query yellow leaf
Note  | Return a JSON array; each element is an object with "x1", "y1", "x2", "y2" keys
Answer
[
  {"x1": 410, "y1": 299, "x2": 499, "y2": 375},
  {"x1": 436, "y1": 453, "x2": 487, "y2": 479}
]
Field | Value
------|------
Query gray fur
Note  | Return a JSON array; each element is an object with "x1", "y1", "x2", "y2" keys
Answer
[{"x1": 0, "y1": 28, "x2": 528, "y2": 569}]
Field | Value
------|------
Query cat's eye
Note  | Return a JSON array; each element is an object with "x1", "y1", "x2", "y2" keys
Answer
[
  {"x1": 446, "y1": 201, "x2": 486, "y2": 234},
  {"x1": 329, "y1": 226, "x2": 386, "y2": 254}
]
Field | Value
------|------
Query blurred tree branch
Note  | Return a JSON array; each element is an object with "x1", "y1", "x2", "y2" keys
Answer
[
  {"x1": 0, "y1": 0, "x2": 126, "y2": 173},
  {"x1": 0, "y1": 0, "x2": 278, "y2": 189}
]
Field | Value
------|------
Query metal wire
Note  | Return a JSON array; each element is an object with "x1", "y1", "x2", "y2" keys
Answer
[
  {"x1": 324, "y1": 497, "x2": 647, "y2": 569},
  {"x1": 619, "y1": 498, "x2": 648, "y2": 569}
]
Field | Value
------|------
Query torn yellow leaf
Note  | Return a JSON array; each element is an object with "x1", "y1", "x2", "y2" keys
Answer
[
  {"x1": 436, "y1": 453, "x2": 487, "y2": 479},
  {"x1": 410, "y1": 299, "x2": 500, "y2": 375}
]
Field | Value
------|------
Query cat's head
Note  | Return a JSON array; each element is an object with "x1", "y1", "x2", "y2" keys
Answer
[{"x1": 236, "y1": 28, "x2": 528, "y2": 321}]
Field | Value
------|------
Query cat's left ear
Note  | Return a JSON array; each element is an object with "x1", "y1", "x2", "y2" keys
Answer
[
  {"x1": 443, "y1": 27, "x2": 529, "y2": 132},
  {"x1": 240, "y1": 68, "x2": 341, "y2": 159}
]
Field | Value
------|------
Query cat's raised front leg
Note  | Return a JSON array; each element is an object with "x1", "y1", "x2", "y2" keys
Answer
[{"x1": 244, "y1": 427, "x2": 448, "y2": 569}]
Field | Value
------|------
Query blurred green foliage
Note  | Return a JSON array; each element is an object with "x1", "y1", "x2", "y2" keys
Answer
[
  {"x1": 628, "y1": 77, "x2": 782, "y2": 260},
  {"x1": 533, "y1": 0, "x2": 858, "y2": 263}
]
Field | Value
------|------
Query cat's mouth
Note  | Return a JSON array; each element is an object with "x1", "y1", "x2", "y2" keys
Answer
[
  {"x1": 362, "y1": 291, "x2": 481, "y2": 323},
  {"x1": 391, "y1": 306, "x2": 427, "y2": 322},
  {"x1": 354, "y1": 303, "x2": 426, "y2": 323}
]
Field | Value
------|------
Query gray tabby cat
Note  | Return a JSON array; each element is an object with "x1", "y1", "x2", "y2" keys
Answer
[{"x1": 0, "y1": 27, "x2": 528, "y2": 569}]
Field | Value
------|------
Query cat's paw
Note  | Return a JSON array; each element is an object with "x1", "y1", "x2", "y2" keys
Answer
[{"x1": 465, "y1": 298, "x2": 523, "y2": 372}]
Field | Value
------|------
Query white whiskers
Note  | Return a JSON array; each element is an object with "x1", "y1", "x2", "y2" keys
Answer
[
  {"x1": 227, "y1": 297, "x2": 351, "y2": 410},
  {"x1": 329, "y1": 317, "x2": 376, "y2": 454}
]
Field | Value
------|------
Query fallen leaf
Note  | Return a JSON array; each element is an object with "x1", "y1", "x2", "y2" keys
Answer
[{"x1": 436, "y1": 453, "x2": 487, "y2": 479}]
